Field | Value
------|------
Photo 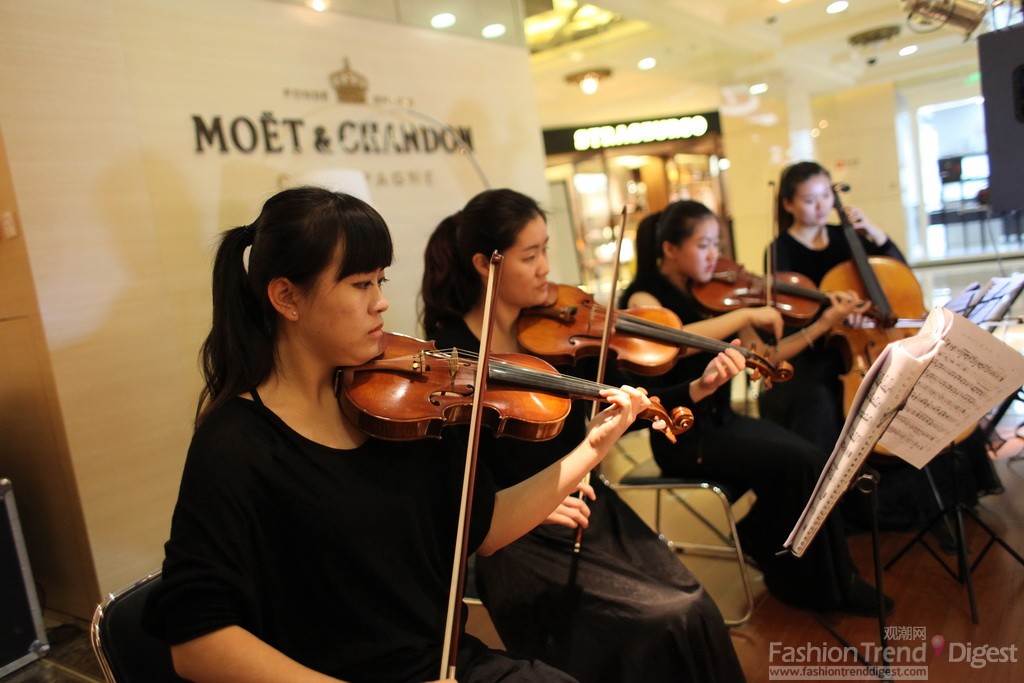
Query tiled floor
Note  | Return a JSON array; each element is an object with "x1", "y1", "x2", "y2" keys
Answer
[{"x1": 1, "y1": 622, "x2": 102, "y2": 682}]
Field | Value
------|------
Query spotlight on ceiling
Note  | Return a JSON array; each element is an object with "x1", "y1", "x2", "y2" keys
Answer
[
  {"x1": 566, "y1": 68, "x2": 612, "y2": 95},
  {"x1": 848, "y1": 24, "x2": 901, "y2": 65},
  {"x1": 903, "y1": 0, "x2": 988, "y2": 37}
]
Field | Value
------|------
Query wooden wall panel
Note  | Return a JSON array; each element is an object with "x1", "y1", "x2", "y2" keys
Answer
[{"x1": 0, "y1": 128, "x2": 99, "y2": 620}]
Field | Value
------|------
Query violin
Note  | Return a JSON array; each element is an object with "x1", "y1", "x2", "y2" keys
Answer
[
  {"x1": 691, "y1": 257, "x2": 831, "y2": 327},
  {"x1": 336, "y1": 332, "x2": 694, "y2": 443},
  {"x1": 517, "y1": 283, "x2": 793, "y2": 386}
]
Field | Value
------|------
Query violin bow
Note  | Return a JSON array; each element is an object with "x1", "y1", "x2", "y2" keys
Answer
[
  {"x1": 440, "y1": 251, "x2": 503, "y2": 679},
  {"x1": 593, "y1": 205, "x2": 629, "y2": 413},
  {"x1": 757, "y1": 179, "x2": 782, "y2": 376},
  {"x1": 766, "y1": 180, "x2": 778, "y2": 314},
  {"x1": 571, "y1": 205, "x2": 629, "y2": 557}
]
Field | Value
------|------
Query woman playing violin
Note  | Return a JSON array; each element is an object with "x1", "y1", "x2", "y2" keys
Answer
[
  {"x1": 142, "y1": 186, "x2": 655, "y2": 682},
  {"x1": 758, "y1": 161, "x2": 905, "y2": 453},
  {"x1": 621, "y1": 199, "x2": 892, "y2": 617},
  {"x1": 421, "y1": 188, "x2": 746, "y2": 683}
]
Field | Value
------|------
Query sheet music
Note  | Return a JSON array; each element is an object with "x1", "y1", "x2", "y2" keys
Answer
[
  {"x1": 784, "y1": 307, "x2": 1024, "y2": 557},
  {"x1": 879, "y1": 306, "x2": 1024, "y2": 465},
  {"x1": 965, "y1": 273, "x2": 1024, "y2": 325}
]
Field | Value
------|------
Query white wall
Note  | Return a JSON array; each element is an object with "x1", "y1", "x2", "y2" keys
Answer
[{"x1": 0, "y1": 0, "x2": 549, "y2": 607}]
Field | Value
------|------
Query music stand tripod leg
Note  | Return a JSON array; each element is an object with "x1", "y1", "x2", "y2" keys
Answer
[
  {"x1": 885, "y1": 440, "x2": 1024, "y2": 625},
  {"x1": 950, "y1": 470, "x2": 980, "y2": 625},
  {"x1": 811, "y1": 466, "x2": 892, "y2": 682},
  {"x1": 858, "y1": 467, "x2": 892, "y2": 681}
]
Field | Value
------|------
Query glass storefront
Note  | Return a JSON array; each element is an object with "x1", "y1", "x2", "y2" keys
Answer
[{"x1": 542, "y1": 113, "x2": 729, "y2": 304}]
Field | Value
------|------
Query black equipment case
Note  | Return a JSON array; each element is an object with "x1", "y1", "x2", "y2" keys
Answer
[{"x1": 1, "y1": 478, "x2": 49, "y2": 676}]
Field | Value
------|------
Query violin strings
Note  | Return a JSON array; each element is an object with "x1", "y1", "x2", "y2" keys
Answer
[
  {"x1": 613, "y1": 312, "x2": 733, "y2": 354},
  {"x1": 429, "y1": 348, "x2": 615, "y2": 398}
]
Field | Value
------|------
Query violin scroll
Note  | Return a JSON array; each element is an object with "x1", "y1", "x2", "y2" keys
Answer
[
  {"x1": 643, "y1": 400, "x2": 693, "y2": 443},
  {"x1": 742, "y1": 342, "x2": 794, "y2": 388}
]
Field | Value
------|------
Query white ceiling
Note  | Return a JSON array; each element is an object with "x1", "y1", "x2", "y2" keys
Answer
[
  {"x1": 529, "y1": 0, "x2": 1007, "y2": 128},
  {"x1": 276, "y1": 0, "x2": 1019, "y2": 129}
]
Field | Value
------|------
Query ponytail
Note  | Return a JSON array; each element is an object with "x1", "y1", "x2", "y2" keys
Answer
[
  {"x1": 420, "y1": 214, "x2": 480, "y2": 336},
  {"x1": 197, "y1": 224, "x2": 274, "y2": 426}
]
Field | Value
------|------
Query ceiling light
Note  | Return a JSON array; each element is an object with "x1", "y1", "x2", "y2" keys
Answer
[
  {"x1": 431, "y1": 13, "x2": 456, "y2": 29},
  {"x1": 749, "y1": 82, "x2": 769, "y2": 95},
  {"x1": 899, "y1": 44, "x2": 919, "y2": 56},
  {"x1": 482, "y1": 23, "x2": 507, "y2": 39},
  {"x1": 308, "y1": 0, "x2": 328, "y2": 11},
  {"x1": 848, "y1": 24, "x2": 901, "y2": 64},
  {"x1": 566, "y1": 68, "x2": 612, "y2": 95},
  {"x1": 849, "y1": 25, "x2": 901, "y2": 45},
  {"x1": 826, "y1": 1, "x2": 850, "y2": 14},
  {"x1": 637, "y1": 57, "x2": 657, "y2": 71}
]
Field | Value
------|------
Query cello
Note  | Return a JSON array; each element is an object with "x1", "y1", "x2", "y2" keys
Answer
[{"x1": 818, "y1": 187, "x2": 927, "y2": 418}]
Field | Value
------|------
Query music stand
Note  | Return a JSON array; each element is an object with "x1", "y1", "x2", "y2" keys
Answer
[
  {"x1": 882, "y1": 283, "x2": 1024, "y2": 624},
  {"x1": 808, "y1": 466, "x2": 893, "y2": 683},
  {"x1": 945, "y1": 275, "x2": 1024, "y2": 460},
  {"x1": 883, "y1": 439, "x2": 1024, "y2": 624}
]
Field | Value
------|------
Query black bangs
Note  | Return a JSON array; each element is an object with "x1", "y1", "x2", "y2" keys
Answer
[{"x1": 334, "y1": 197, "x2": 395, "y2": 280}]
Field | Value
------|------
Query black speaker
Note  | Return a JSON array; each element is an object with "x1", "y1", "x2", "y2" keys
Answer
[
  {"x1": 0, "y1": 479, "x2": 49, "y2": 677},
  {"x1": 978, "y1": 24, "x2": 1024, "y2": 213}
]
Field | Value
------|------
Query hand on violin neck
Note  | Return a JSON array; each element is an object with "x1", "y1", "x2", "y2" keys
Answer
[
  {"x1": 821, "y1": 290, "x2": 872, "y2": 328},
  {"x1": 690, "y1": 340, "x2": 744, "y2": 403},
  {"x1": 584, "y1": 385, "x2": 656, "y2": 457},
  {"x1": 744, "y1": 306, "x2": 784, "y2": 341}
]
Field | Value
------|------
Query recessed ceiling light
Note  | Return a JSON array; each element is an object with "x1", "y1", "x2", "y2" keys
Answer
[
  {"x1": 308, "y1": 0, "x2": 327, "y2": 11},
  {"x1": 749, "y1": 82, "x2": 769, "y2": 95},
  {"x1": 637, "y1": 57, "x2": 657, "y2": 70},
  {"x1": 431, "y1": 13, "x2": 456, "y2": 29},
  {"x1": 826, "y1": 1, "x2": 849, "y2": 14},
  {"x1": 482, "y1": 23, "x2": 507, "y2": 39},
  {"x1": 899, "y1": 45, "x2": 919, "y2": 56}
]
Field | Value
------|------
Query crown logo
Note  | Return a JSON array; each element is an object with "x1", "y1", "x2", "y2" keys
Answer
[{"x1": 330, "y1": 58, "x2": 368, "y2": 104}]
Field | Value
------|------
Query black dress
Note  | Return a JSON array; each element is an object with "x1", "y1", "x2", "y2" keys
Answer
[
  {"x1": 762, "y1": 225, "x2": 1002, "y2": 533},
  {"x1": 758, "y1": 225, "x2": 906, "y2": 454},
  {"x1": 620, "y1": 274, "x2": 861, "y2": 612},
  {"x1": 430, "y1": 320, "x2": 746, "y2": 683},
  {"x1": 142, "y1": 393, "x2": 574, "y2": 682}
]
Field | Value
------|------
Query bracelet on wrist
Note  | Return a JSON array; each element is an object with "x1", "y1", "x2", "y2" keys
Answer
[{"x1": 799, "y1": 327, "x2": 814, "y2": 349}]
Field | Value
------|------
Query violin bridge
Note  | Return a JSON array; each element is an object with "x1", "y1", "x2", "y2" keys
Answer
[{"x1": 448, "y1": 348, "x2": 458, "y2": 381}]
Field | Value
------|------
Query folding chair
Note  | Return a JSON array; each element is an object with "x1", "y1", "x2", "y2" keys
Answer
[
  {"x1": 91, "y1": 569, "x2": 185, "y2": 683},
  {"x1": 608, "y1": 456, "x2": 756, "y2": 625}
]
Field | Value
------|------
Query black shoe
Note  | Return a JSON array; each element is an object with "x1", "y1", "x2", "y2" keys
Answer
[{"x1": 838, "y1": 575, "x2": 894, "y2": 617}]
